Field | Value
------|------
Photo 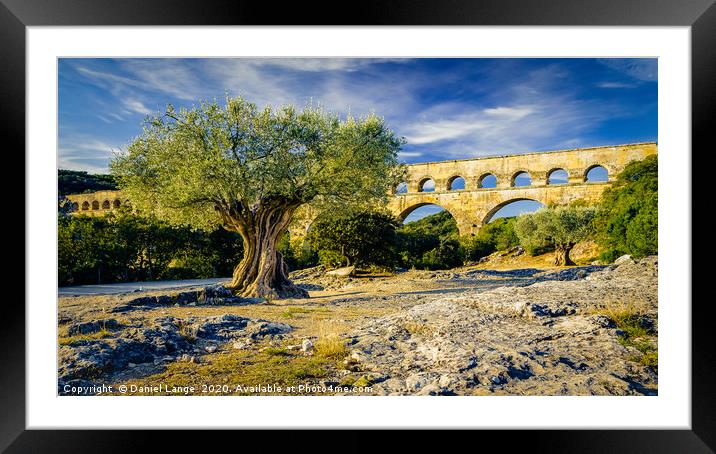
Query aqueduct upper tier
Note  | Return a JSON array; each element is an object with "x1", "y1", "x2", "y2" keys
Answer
[{"x1": 387, "y1": 142, "x2": 657, "y2": 235}]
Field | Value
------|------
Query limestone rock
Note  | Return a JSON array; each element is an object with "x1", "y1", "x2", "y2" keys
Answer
[{"x1": 326, "y1": 266, "x2": 356, "y2": 278}]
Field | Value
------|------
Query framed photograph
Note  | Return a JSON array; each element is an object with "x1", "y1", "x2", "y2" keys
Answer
[{"x1": 6, "y1": 0, "x2": 713, "y2": 450}]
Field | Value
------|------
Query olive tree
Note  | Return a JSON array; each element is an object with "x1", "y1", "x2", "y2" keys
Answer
[
  {"x1": 513, "y1": 206, "x2": 596, "y2": 266},
  {"x1": 111, "y1": 96, "x2": 404, "y2": 298}
]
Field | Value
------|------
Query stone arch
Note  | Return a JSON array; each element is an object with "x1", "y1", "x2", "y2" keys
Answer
[
  {"x1": 81, "y1": 201, "x2": 90, "y2": 210},
  {"x1": 418, "y1": 177, "x2": 436, "y2": 193},
  {"x1": 477, "y1": 173, "x2": 497, "y2": 189},
  {"x1": 511, "y1": 171, "x2": 532, "y2": 187},
  {"x1": 113, "y1": 199, "x2": 121, "y2": 208},
  {"x1": 91, "y1": 200, "x2": 100, "y2": 210},
  {"x1": 584, "y1": 164, "x2": 609, "y2": 182},
  {"x1": 547, "y1": 168, "x2": 569, "y2": 185},
  {"x1": 447, "y1": 175, "x2": 465, "y2": 191},
  {"x1": 481, "y1": 198, "x2": 545, "y2": 225},
  {"x1": 397, "y1": 202, "x2": 465, "y2": 234},
  {"x1": 102, "y1": 200, "x2": 110, "y2": 209}
]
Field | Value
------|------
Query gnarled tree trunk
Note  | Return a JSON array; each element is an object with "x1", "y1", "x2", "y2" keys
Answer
[
  {"x1": 554, "y1": 243, "x2": 576, "y2": 266},
  {"x1": 220, "y1": 198, "x2": 309, "y2": 299}
]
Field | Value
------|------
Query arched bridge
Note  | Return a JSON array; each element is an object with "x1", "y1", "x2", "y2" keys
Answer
[
  {"x1": 387, "y1": 142, "x2": 657, "y2": 236},
  {"x1": 63, "y1": 142, "x2": 656, "y2": 238},
  {"x1": 64, "y1": 190, "x2": 128, "y2": 216}
]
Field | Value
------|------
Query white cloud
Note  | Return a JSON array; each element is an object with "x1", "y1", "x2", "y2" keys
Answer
[
  {"x1": 123, "y1": 98, "x2": 152, "y2": 115},
  {"x1": 399, "y1": 65, "x2": 623, "y2": 158},
  {"x1": 58, "y1": 136, "x2": 123, "y2": 173},
  {"x1": 597, "y1": 81, "x2": 636, "y2": 89},
  {"x1": 597, "y1": 59, "x2": 657, "y2": 82}
]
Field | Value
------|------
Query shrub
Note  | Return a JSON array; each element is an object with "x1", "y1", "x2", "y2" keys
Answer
[
  {"x1": 308, "y1": 209, "x2": 400, "y2": 268},
  {"x1": 461, "y1": 217, "x2": 520, "y2": 261},
  {"x1": 419, "y1": 237, "x2": 463, "y2": 270},
  {"x1": 596, "y1": 155, "x2": 657, "y2": 261}
]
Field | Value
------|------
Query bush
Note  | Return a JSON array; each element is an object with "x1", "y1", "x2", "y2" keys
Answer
[
  {"x1": 307, "y1": 209, "x2": 400, "y2": 268},
  {"x1": 419, "y1": 237, "x2": 463, "y2": 270},
  {"x1": 596, "y1": 155, "x2": 658, "y2": 261},
  {"x1": 58, "y1": 212, "x2": 242, "y2": 286},
  {"x1": 461, "y1": 217, "x2": 520, "y2": 261},
  {"x1": 277, "y1": 234, "x2": 318, "y2": 271}
]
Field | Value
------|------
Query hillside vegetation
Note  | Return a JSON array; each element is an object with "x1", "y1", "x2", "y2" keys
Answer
[{"x1": 59, "y1": 169, "x2": 118, "y2": 196}]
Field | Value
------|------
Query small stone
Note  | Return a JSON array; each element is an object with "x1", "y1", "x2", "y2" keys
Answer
[
  {"x1": 232, "y1": 341, "x2": 248, "y2": 350},
  {"x1": 205, "y1": 345, "x2": 218, "y2": 353},
  {"x1": 127, "y1": 362, "x2": 136, "y2": 368},
  {"x1": 301, "y1": 339, "x2": 314, "y2": 352}
]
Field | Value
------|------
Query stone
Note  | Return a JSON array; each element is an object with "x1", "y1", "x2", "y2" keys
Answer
[
  {"x1": 67, "y1": 318, "x2": 120, "y2": 336},
  {"x1": 614, "y1": 254, "x2": 635, "y2": 265},
  {"x1": 205, "y1": 345, "x2": 218, "y2": 353},
  {"x1": 301, "y1": 339, "x2": 314, "y2": 352},
  {"x1": 326, "y1": 266, "x2": 356, "y2": 278},
  {"x1": 405, "y1": 373, "x2": 431, "y2": 391}
]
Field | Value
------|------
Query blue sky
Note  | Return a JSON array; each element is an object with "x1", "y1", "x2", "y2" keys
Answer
[{"x1": 58, "y1": 58, "x2": 657, "y2": 221}]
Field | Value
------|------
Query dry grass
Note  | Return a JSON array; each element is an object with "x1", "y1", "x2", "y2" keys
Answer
[
  {"x1": 314, "y1": 320, "x2": 348, "y2": 359},
  {"x1": 592, "y1": 299, "x2": 657, "y2": 370},
  {"x1": 58, "y1": 323, "x2": 113, "y2": 346},
  {"x1": 403, "y1": 320, "x2": 434, "y2": 336}
]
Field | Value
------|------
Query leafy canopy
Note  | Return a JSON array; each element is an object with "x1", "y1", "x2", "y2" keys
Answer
[
  {"x1": 110, "y1": 96, "x2": 405, "y2": 229},
  {"x1": 514, "y1": 205, "x2": 597, "y2": 253}
]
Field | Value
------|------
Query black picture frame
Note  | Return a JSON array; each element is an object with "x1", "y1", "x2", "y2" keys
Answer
[{"x1": 3, "y1": 0, "x2": 713, "y2": 451}]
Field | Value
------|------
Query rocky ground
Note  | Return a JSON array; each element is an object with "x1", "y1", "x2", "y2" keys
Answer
[{"x1": 57, "y1": 253, "x2": 657, "y2": 396}]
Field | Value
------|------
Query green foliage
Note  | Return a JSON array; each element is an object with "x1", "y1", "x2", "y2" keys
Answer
[
  {"x1": 514, "y1": 206, "x2": 597, "y2": 257},
  {"x1": 307, "y1": 210, "x2": 400, "y2": 268},
  {"x1": 58, "y1": 211, "x2": 242, "y2": 286},
  {"x1": 110, "y1": 96, "x2": 405, "y2": 230},
  {"x1": 58, "y1": 169, "x2": 118, "y2": 196},
  {"x1": 396, "y1": 211, "x2": 462, "y2": 270},
  {"x1": 418, "y1": 237, "x2": 463, "y2": 270},
  {"x1": 276, "y1": 234, "x2": 318, "y2": 271},
  {"x1": 399, "y1": 210, "x2": 458, "y2": 239},
  {"x1": 596, "y1": 155, "x2": 658, "y2": 262},
  {"x1": 461, "y1": 217, "x2": 520, "y2": 261}
]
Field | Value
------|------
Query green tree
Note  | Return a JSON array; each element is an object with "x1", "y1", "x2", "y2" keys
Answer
[
  {"x1": 595, "y1": 155, "x2": 658, "y2": 261},
  {"x1": 514, "y1": 206, "x2": 597, "y2": 266},
  {"x1": 461, "y1": 217, "x2": 520, "y2": 261},
  {"x1": 307, "y1": 210, "x2": 400, "y2": 268},
  {"x1": 111, "y1": 96, "x2": 404, "y2": 298}
]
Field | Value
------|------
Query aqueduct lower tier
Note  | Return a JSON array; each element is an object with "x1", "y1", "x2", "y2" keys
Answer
[{"x1": 64, "y1": 142, "x2": 657, "y2": 238}]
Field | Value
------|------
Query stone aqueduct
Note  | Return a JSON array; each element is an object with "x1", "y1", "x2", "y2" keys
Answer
[{"x1": 65, "y1": 142, "x2": 657, "y2": 236}]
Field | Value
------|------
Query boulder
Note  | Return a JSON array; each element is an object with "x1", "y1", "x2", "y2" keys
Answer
[
  {"x1": 326, "y1": 266, "x2": 356, "y2": 277},
  {"x1": 613, "y1": 254, "x2": 635, "y2": 265},
  {"x1": 67, "y1": 319, "x2": 120, "y2": 336}
]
